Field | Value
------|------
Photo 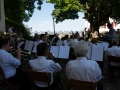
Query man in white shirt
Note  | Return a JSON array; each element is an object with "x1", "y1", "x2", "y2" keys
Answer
[
  {"x1": 70, "y1": 34, "x2": 80, "y2": 48},
  {"x1": 66, "y1": 41, "x2": 103, "y2": 90},
  {"x1": 8, "y1": 25, "x2": 14, "y2": 33},
  {"x1": 105, "y1": 38, "x2": 120, "y2": 77},
  {"x1": 0, "y1": 37, "x2": 30, "y2": 89},
  {"x1": 32, "y1": 34, "x2": 47, "y2": 56},
  {"x1": 29, "y1": 43, "x2": 61, "y2": 89},
  {"x1": 63, "y1": 35, "x2": 70, "y2": 46}
]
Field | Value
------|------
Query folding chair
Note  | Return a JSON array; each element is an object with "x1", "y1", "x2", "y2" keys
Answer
[
  {"x1": 108, "y1": 56, "x2": 120, "y2": 79},
  {"x1": 0, "y1": 67, "x2": 23, "y2": 90},
  {"x1": 67, "y1": 78, "x2": 97, "y2": 90},
  {"x1": 28, "y1": 70, "x2": 51, "y2": 90}
]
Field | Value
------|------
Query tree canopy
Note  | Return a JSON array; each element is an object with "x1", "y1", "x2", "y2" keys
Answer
[
  {"x1": 47, "y1": 0, "x2": 120, "y2": 31},
  {"x1": 47, "y1": 0, "x2": 85, "y2": 23},
  {"x1": 4, "y1": 0, "x2": 43, "y2": 24}
]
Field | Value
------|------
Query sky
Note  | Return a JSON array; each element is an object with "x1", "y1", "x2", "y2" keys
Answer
[{"x1": 23, "y1": 1, "x2": 86, "y2": 33}]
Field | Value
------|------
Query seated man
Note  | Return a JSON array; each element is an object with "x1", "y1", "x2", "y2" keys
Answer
[
  {"x1": 105, "y1": 38, "x2": 120, "y2": 77},
  {"x1": 29, "y1": 43, "x2": 61, "y2": 89},
  {"x1": 66, "y1": 41, "x2": 103, "y2": 90},
  {"x1": 0, "y1": 37, "x2": 29, "y2": 88}
]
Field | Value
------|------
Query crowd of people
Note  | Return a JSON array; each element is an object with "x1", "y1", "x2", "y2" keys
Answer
[{"x1": 0, "y1": 22, "x2": 120, "y2": 90}]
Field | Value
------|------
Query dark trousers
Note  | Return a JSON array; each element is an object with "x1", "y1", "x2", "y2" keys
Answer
[
  {"x1": 109, "y1": 66, "x2": 120, "y2": 77},
  {"x1": 7, "y1": 66, "x2": 31, "y2": 89},
  {"x1": 97, "y1": 82, "x2": 103, "y2": 90},
  {"x1": 36, "y1": 76, "x2": 61, "y2": 90}
]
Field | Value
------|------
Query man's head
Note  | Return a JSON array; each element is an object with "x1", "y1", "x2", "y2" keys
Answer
[
  {"x1": 74, "y1": 41, "x2": 88, "y2": 57},
  {"x1": 10, "y1": 25, "x2": 14, "y2": 29},
  {"x1": 40, "y1": 34, "x2": 46, "y2": 41},
  {"x1": 0, "y1": 37, "x2": 10, "y2": 51},
  {"x1": 64, "y1": 35, "x2": 69, "y2": 40},
  {"x1": 74, "y1": 34, "x2": 80, "y2": 40},
  {"x1": 37, "y1": 43, "x2": 48, "y2": 56},
  {"x1": 91, "y1": 38, "x2": 98, "y2": 44},
  {"x1": 107, "y1": 23, "x2": 112, "y2": 29},
  {"x1": 111, "y1": 38, "x2": 119, "y2": 46}
]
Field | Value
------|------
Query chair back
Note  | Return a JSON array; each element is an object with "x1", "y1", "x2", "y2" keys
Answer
[
  {"x1": 0, "y1": 67, "x2": 12, "y2": 89},
  {"x1": 67, "y1": 78, "x2": 97, "y2": 90},
  {"x1": 108, "y1": 56, "x2": 120, "y2": 63},
  {"x1": 28, "y1": 70, "x2": 51, "y2": 90}
]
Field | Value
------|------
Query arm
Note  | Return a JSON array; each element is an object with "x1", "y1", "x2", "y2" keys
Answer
[
  {"x1": 94, "y1": 62, "x2": 102, "y2": 82},
  {"x1": 16, "y1": 48, "x2": 21, "y2": 61},
  {"x1": 50, "y1": 60, "x2": 62, "y2": 72},
  {"x1": 107, "y1": 30, "x2": 116, "y2": 39}
]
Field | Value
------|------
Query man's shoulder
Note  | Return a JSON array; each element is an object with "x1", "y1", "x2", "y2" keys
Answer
[
  {"x1": 0, "y1": 50, "x2": 10, "y2": 56},
  {"x1": 66, "y1": 60, "x2": 77, "y2": 65}
]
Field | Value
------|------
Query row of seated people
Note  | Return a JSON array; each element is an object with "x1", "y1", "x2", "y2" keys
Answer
[
  {"x1": 0, "y1": 37, "x2": 103, "y2": 90},
  {"x1": 0, "y1": 36, "x2": 120, "y2": 90}
]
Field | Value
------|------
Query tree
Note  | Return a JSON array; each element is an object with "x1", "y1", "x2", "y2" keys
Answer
[
  {"x1": 47, "y1": 0, "x2": 85, "y2": 23},
  {"x1": 47, "y1": 0, "x2": 120, "y2": 32},
  {"x1": 4, "y1": 0, "x2": 43, "y2": 24}
]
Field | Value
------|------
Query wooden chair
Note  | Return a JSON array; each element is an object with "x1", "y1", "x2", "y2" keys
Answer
[
  {"x1": 28, "y1": 70, "x2": 51, "y2": 90},
  {"x1": 0, "y1": 67, "x2": 23, "y2": 90},
  {"x1": 67, "y1": 78, "x2": 97, "y2": 90},
  {"x1": 108, "y1": 56, "x2": 120, "y2": 79}
]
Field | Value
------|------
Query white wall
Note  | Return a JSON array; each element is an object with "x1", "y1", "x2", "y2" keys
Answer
[{"x1": 0, "y1": 0, "x2": 5, "y2": 32}]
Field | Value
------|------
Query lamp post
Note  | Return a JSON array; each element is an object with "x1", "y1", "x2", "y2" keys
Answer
[{"x1": 52, "y1": 16, "x2": 55, "y2": 35}]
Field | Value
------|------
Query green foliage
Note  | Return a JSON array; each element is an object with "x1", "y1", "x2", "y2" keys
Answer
[
  {"x1": 21, "y1": 24, "x2": 32, "y2": 40},
  {"x1": 4, "y1": 0, "x2": 43, "y2": 24},
  {"x1": 48, "y1": 0, "x2": 120, "y2": 31},
  {"x1": 47, "y1": 0, "x2": 85, "y2": 23}
]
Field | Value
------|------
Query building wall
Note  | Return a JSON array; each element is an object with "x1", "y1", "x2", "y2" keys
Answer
[{"x1": 0, "y1": 0, "x2": 5, "y2": 32}]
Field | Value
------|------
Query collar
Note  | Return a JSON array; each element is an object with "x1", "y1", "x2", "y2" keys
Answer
[
  {"x1": 0, "y1": 49, "x2": 6, "y2": 52},
  {"x1": 37, "y1": 56, "x2": 47, "y2": 60},
  {"x1": 76, "y1": 57, "x2": 87, "y2": 60},
  {"x1": 74, "y1": 39, "x2": 78, "y2": 41},
  {"x1": 111, "y1": 46, "x2": 118, "y2": 48}
]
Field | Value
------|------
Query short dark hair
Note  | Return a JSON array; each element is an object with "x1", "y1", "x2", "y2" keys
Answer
[
  {"x1": 0, "y1": 37, "x2": 9, "y2": 48},
  {"x1": 40, "y1": 34, "x2": 45, "y2": 39},
  {"x1": 37, "y1": 43, "x2": 48, "y2": 56},
  {"x1": 107, "y1": 23, "x2": 112, "y2": 27},
  {"x1": 111, "y1": 38, "x2": 119, "y2": 46},
  {"x1": 64, "y1": 35, "x2": 69, "y2": 39}
]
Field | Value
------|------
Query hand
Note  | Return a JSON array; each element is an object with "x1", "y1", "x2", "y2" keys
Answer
[
  {"x1": 16, "y1": 48, "x2": 21, "y2": 55},
  {"x1": 48, "y1": 52, "x2": 54, "y2": 60}
]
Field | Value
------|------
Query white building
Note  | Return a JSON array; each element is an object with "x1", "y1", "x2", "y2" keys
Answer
[
  {"x1": 0, "y1": 0, "x2": 5, "y2": 32},
  {"x1": 85, "y1": 17, "x2": 120, "y2": 32}
]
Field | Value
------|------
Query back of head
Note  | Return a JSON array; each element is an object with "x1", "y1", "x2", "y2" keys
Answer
[
  {"x1": 107, "y1": 23, "x2": 112, "y2": 27},
  {"x1": 74, "y1": 41, "x2": 88, "y2": 57},
  {"x1": 37, "y1": 43, "x2": 48, "y2": 56},
  {"x1": 64, "y1": 35, "x2": 69, "y2": 40},
  {"x1": 91, "y1": 38, "x2": 98, "y2": 44},
  {"x1": 0, "y1": 37, "x2": 9, "y2": 49},
  {"x1": 111, "y1": 38, "x2": 119, "y2": 46},
  {"x1": 40, "y1": 34, "x2": 46, "y2": 40}
]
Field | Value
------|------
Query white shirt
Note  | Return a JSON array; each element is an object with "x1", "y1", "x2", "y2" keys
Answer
[
  {"x1": 70, "y1": 39, "x2": 78, "y2": 48},
  {"x1": 38, "y1": 40, "x2": 43, "y2": 43},
  {"x1": 0, "y1": 49, "x2": 21, "y2": 79},
  {"x1": 29, "y1": 56, "x2": 61, "y2": 87},
  {"x1": 32, "y1": 40, "x2": 43, "y2": 53},
  {"x1": 8, "y1": 27, "x2": 13, "y2": 33},
  {"x1": 105, "y1": 46, "x2": 120, "y2": 66},
  {"x1": 63, "y1": 40, "x2": 70, "y2": 46},
  {"x1": 66, "y1": 57, "x2": 102, "y2": 82},
  {"x1": 69, "y1": 39, "x2": 73, "y2": 43},
  {"x1": 56, "y1": 40, "x2": 63, "y2": 46}
]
